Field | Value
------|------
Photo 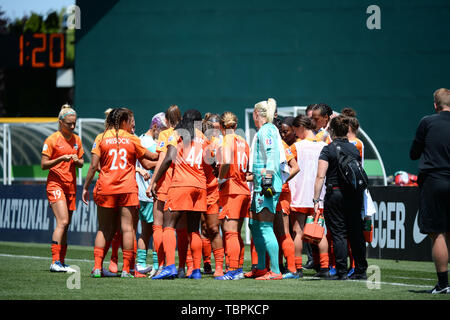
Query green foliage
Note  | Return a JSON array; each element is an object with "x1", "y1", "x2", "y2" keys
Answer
[
  {"x1": 23, "y1": 12, "x2": 43, "y2": 33},
  {"x1": 43, "y1": 11, "x2": 60, "y2": 33}
]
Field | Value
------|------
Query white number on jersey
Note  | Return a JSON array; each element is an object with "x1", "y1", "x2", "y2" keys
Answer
[{"x1": 109, "y1": 148, "x2": 127, "y2": 170}]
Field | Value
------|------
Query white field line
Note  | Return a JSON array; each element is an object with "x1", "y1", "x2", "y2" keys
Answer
[{"x1": 0, "y1": 253, "x2": 434, "y2": 288}]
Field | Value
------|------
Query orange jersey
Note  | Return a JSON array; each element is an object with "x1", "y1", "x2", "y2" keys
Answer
[
  {"x1": 349, "y1": 138, "x2": 364, "y2": 167},
  {"x1": 170, "y1": 129, "x2": 209, "y2": 189},
  {"x1": 218, "y1": 133, "x2": 250, "y2": 196},
  {"x1": 92, "y1": 129, "x2": 147, "y2": 195},
  {"x1": 155, "y1": 127, "x2": 177, "y2": 195},
  {"x1": 281, "y1": 140, "x2": 295, "y2": 193},
  {"x1": 42, "y1": 131, "x2": 84, "y2": 194}
]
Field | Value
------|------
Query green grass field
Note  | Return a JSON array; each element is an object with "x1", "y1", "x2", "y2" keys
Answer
[{"x1": 0, "y1": 241, "x2": 448, "y2": 300}]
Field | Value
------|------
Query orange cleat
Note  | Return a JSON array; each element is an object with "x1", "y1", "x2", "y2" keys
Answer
[
  {"x1": 255, "y1": 271, "x2": 283, "y2": 280},
  {"x1": 244, "y1": 268, "x2": 267, "y2": 279},
  {"x1": 213, "y1": 268, "x2": 224, "y2": 277},
  {"x1": 134, "y1": 270, "x2": 147, "y2": 278},
  {"x1": 109, "y1": 260, "x2": 118, "y2": 274}
]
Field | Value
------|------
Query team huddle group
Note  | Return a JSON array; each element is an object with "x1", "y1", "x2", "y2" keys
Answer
[{"x1": 42, "y1": 98, "x2": 371, "y2": 281}]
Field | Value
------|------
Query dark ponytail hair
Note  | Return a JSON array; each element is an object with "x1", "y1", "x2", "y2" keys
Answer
[
  {"x1": 104, "y1": 107, "x2": 134, "y2": 149},
  {"x1": 175, "y1": 109, "x2": 203, "y2": 145}
]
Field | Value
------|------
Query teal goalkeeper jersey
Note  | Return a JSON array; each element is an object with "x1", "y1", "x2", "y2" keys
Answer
[{"x1": 251, "y1": 122, "x2": 282, "y2": 193}]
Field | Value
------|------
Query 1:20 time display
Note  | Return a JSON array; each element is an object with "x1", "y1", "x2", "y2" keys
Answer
[{"x1": 19, "y1": 33, "x2": 65, "y2": 68}]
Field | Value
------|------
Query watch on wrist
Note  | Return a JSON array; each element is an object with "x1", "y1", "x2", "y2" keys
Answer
[{"x1": 313, "y1": 198, "x2": 322, "y2": 204}]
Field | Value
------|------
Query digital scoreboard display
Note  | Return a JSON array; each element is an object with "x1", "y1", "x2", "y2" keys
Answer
[{"x1": 0, "y1": 33, "x2": 66, "y2": 68}]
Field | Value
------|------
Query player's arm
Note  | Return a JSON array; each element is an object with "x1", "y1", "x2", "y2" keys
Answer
[
  {"x1": 71, "y1": 154, "x2": 84, "y2": 168},
  {"x1": 313, "y1": 159, "x2": 328, "y2": 214},
  {"x1": 139, "y1": 158, "x2": 158, "y2": 170},
  {"x1": 150, "y1": 145, "x2": 176, "y2": 197},
  {"x1": 41, "y1": 154, "x2": 73, "y2": 170},
  {"x1": 410, "y1": 117, "x2": 427, "y2": 160},
  {"x1": 285, "y1": 157, "x2": 300, "y2": 183},
  {"x1": 82, "y1": 154, "x2": 100, "y2": 205}
]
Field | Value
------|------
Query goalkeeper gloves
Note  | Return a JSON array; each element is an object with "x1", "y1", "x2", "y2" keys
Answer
[{"x1": 260, "y1": 176, "x2": 275, "y2": 198}]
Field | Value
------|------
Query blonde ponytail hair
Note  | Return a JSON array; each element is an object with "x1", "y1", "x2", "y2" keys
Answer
[
  {"x1": 254, "y1": 98, "x2": 276, "y2": 123},
  {"x1": 220, "y1": 111, "x2": 237, "y2": 129},
  {"x1": 58, "y1": 104, "x2": 76, "y2": 120}
]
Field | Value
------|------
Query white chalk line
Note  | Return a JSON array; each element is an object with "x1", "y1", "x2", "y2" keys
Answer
[{"x1": 0, "y1": 253, "x2": 434, "y2": 289}]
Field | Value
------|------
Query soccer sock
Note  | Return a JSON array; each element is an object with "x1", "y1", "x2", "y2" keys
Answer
[
  {"x1": 94, "y1": 246, "x2": 105, "y2": 270},
  {"x1": 225, "y1": 231, "x2": 240, "y2": 270},
  {"x1": 202, "y1": 237, "x2": 212, "y2": 264},
  {"x1": 186, "y1": 248, "x2": 194, "y2": 271},
  {"x1": 111, "y1": 231, "x2": 121, "y2": 263},
  {"x1": 213, "y1": 247, "x2": 224, "y2": 272},
  {"x1": 51, "y1": 242, "x2": 61, "y2": 263},
  {"x1": 249, "y1": 219, "x2": 266, "y2": 270},
  {"x1": 162, "y1": 227, "x2": 177, "y2": 266},
  {"x1": 153, "y1": 225, "x2": 165, "y2": 267},
  {"x1": 238, "y1": 233, "x2": 245, "y2": 269},
  {"x1": 259, "y1": 221, "x2": 280, "y2": 274},
  {"x1": 122, "y1": 249, "x2": 134, "y2": 273},
  {"x1": 176, "y1": 228, "x2": 188, "y2": 269},
  {"x1": 136, "y1": 249, "x2": 147, "y2": 267},
  {"x1": 319, "y1": 253, "x2": 329, "y2": 269},
  {"x1": 189, "y1": 231, "x2": 203, "y2": 270},
  {"x1": 130, "y1": 238, "x2": 137, "y2": 270},
  {"x1": 437, "y1": 271, "x2": 449, "y2": 288},
  {"x1": 250, "y1": 238, "x2": 258, "y2": 266},
  {"x1": 152, "y1": 250, "x2": 159, "y2": 270},
  {"x1": 280, "y1": 234, "x2": 296, "y2": 273},
  {"x1": 295, "y1": 256, "x2": 302, "y2": 270},
  {"x1": 60, "y1": 245, "x2": 67, "y2": 264}
]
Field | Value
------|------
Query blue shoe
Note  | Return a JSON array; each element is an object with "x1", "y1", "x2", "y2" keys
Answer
[
  {"x1": 329, "y1": 267, "x2": 337, "y2": 276},
  {"x1": 152, "y1": 264, "x2": 178, "y2": 280},
  {"x1": 215, "y1": 270, "x2": 238, "y2": 280},
  {"x1": 282, "y1": 271, "x2": 300, "y2": 279},
  {"x1": 188, "y1": 268, "x2": 202, "y2": 280},
  {"x1": 347, "y1": 268, "x2": 355, "y2": 277}
]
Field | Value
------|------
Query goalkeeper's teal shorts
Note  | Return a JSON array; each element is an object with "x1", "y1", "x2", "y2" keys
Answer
[
  {"x1": 251, "y1": 191, "x2": 280, "y2": 214},
  {"x1": 139, "y1": 201, "x2": 154, "y2": 223}
]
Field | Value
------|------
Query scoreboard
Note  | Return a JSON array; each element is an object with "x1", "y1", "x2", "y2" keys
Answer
[{"x1": 1, "y1": 33, "x2": 67, "y2": 69}]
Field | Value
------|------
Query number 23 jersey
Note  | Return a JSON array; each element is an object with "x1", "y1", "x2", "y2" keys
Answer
[{"x1": 91, "y1": 129, "x2": 147, "y2": 195}]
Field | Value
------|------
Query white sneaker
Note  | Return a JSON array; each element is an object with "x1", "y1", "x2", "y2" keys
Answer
[
  {"x1": 148, "y1": 268, "x2": 158, "y2": 278},
  {"x1": 50, "y1": 261, "x2": 66, "y2": 272},
  {"x1": 136, "y1": 264, "x2": 152, "y2": 274},
  {"x1": 62, "y1": 263, "x2": 77, "y2": 273}
]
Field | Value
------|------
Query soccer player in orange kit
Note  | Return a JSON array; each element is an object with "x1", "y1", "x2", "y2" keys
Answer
[
  {"x1": 151, "y1": 109, "x2": 210, "y2": 280},
  {"x1": 42, "y1": 104, "x2": 84, "y2": 273},
  {"x1": 82, "y1": 107, "x2": 158, "y2": 278},
  {"x1": 215, "y1": 112, "x2": 251, "y2": 280}
]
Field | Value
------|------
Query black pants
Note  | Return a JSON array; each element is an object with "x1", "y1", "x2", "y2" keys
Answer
[{"x1": 324, "y1": 187, "x2": 367, "y2": 276}]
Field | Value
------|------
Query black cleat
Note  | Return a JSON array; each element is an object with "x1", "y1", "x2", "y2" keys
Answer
[
  {"x1": 429, "y1": 284, "x2": 450, "y2": 294},
  {"x1": 348, "y1": 272, "x2": 367, "y2": 280}
]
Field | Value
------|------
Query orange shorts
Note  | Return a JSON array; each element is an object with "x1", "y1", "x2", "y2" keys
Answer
[
  {"x1": 94, "y1": 193, "x2": 139, "y2": 208},
  {"x1": 206, "y1": 187, "x2": 220, "y2": 215},
  {"x1": 156, "y1": 192, "x2": 168, "y2": 202},
  {"x1": 219, "y1": 194, "x2": 251, "y2": 220},
  {"x1": 276, "y1": 191, "x2": 291, "y2": 215},
  {"x1": 290, "y1": 207, "x2": 324, "y2": 215},
  {"x1": 47, "y1": 188, "x2": 76, "y2": 211},
  {"x1": 165, "y1": 186, "x2": 207, "y2": 212}
]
